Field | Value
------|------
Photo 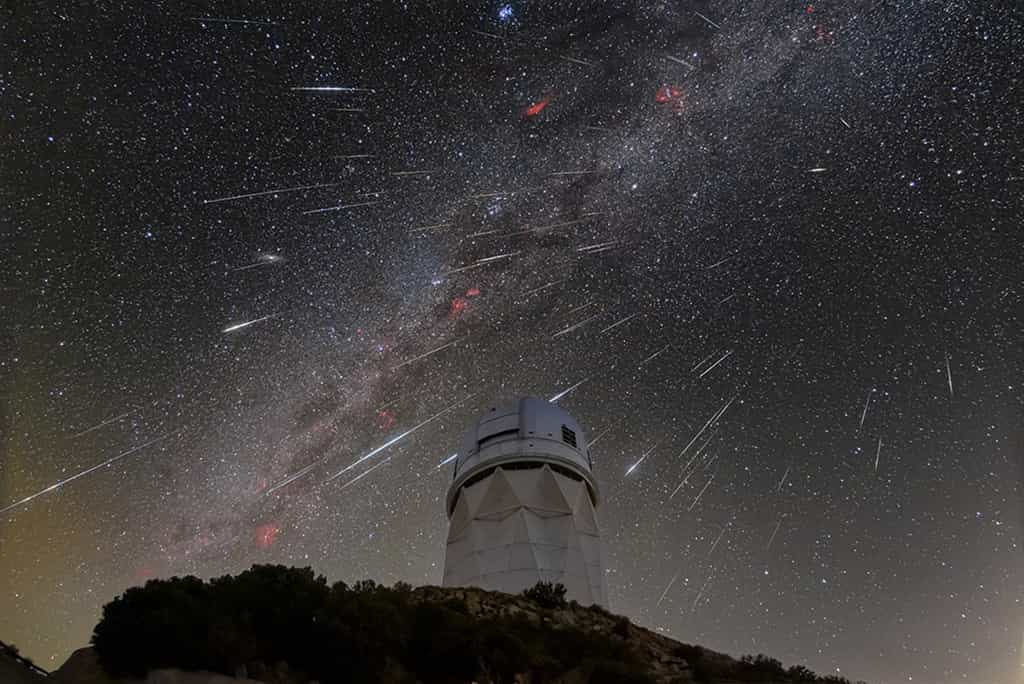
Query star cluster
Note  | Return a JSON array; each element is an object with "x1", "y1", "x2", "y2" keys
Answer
[{"x1": 2, "y1": 2, "x2": 1021, "y2": 683}]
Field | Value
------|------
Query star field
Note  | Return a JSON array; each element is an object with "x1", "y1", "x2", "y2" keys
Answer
[{"x1": 2, "y1": 3, "x2": 1022, "y2": 683}]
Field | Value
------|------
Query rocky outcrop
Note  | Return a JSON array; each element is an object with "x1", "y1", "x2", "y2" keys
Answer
[
  {"x1": 0, "y1": 655, "x2": 45, "y2": 684},
  {"x1": 0, "y1": 640, "x2": 47, "y2": 683},
  {"x1": 410, "y1": 585, "x2": 697, "y2": 683}
]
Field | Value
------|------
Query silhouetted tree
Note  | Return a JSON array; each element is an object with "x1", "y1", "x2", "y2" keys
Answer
[
  {"x1": 789, "y1": 664, "x2": 819, "y2": 681},
  {"x1": 521, "y1": 581, "x2": 568, "y2": 609},
  {"x1": 91, "y1": 565, "x2": 856, "y2": 684},
  {"x1": 93, "y1": 575, "x2": 213, "y2": 676}
]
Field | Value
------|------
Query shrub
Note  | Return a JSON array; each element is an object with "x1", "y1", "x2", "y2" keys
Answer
[
  {"x1": 788, "y1": 664, "x2": 819, "y2": 681},
  {"x1": 736, "y1": 654, "x2": 786, "y2": 682},
  {"x1": 521, "y1": 581, "x2": 568, "y2": 609},
  {"x1": 672, "y1": 644, "x2": 717, "y2": 683}
]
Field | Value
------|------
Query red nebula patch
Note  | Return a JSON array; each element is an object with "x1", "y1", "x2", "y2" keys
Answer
[
  {"x1": 466, "y1": 287, "x2": 481, "y2": 297},
  {"x1": 655, "y1": 85, "x2": 683, "y2": 103},
  {"x1": 806, "y1": 4, "x2": 814, "y2": 13},
  {"x1": 135, "y1": 564, "x2": 157, "y2": 582},
  {"x1": 524, "y1": 97, "x2": 550, "y2": 117},
  {"x1": 655, "y1": 85, "x2": 686, "y2": 113},
  {"x1": 376, "y1": 408, "x2": 397, "y2": 430},
  {"x1": 255, "y1": 476, "x2": 268, "y2": 493},
  {"x1": 256, "y1": 523, "x2": 280, "y2": 549},
  {"x1": 449, "y1": 296, "x2": 470, "y2": 318}
]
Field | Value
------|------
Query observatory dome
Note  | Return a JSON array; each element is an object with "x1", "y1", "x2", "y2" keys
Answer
[{"x1": 443, "y1": 397, "x2": 607, "y2": 606}]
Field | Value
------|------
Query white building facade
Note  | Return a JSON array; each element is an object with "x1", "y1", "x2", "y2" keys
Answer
[{"x1": 442, "y1": 397, "x2": 608, "y2": 607}]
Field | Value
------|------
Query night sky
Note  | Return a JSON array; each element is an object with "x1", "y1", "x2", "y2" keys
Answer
[{"x1": 2, "y1": 2, "x2": 1022, "y2": 683}]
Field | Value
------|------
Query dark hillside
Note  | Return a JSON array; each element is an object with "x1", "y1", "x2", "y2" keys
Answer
[{"x1": 80, "y1": 565, "x2": 867, "y2": 684}]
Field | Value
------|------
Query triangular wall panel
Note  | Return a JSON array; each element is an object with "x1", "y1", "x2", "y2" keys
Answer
[
  {"x1": 475, "y1": 468, "x2": 521, "y2": 518},
  {"x1": 444, "y1": 465, "x2": 607, "y2": 607},
  {"x1": 448, "y1": 493, "x2": 473, "y2": 541},
  {"x1": 572, "y1": 483, "x2": 600, "y2": 535}
]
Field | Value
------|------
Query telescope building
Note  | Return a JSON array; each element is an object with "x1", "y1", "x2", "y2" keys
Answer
[{"x1": 442, "y1": 397, "x2": 607, "y2": 606}]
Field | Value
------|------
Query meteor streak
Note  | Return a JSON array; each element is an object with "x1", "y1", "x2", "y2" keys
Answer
[
  {"x1": 322, "y1": 395, "x2": 474, "y2": 483},
  {"x1": 302, "y1": 200, "x2": 382, "y2": 215},
  {"x1": 766, "y1": 520, "x2": 782, "y2": 549},
  {"x1": 576, "y1": 240, "x2": 618, "y2": 253},
  {"x1": 589, "y1": 419, "x2": 623, "y2": 447},
  {"x1": 222, "y1": 314, "x2": 277, "y2": 333},
  {"x1": 472, "y1": 29, "x2": 508, "y2": 41},
  {"x1": 70, "y1": 409, "x2": 137, "y2": 438},
  {"x1": 691, "y1": 575, "x2": 713, "y2": 611},
  {"x1": 291, "y1": 86, "x2": 375, "y2": 92},
  {"x1": 231, "y1": 254, "x2": 285, "y2": 272},
  {"x1": 691, "y1": 350, "x2": 717, "y2": 372},
  {"x1": 552, "y1": 312, "x2": 603, "y2": 338},
  {"x1": 698, "y1": 350, "x2": 733, "y2": 378},
  {"x1": 677, "y1": 397, "x2": 736, "y2": 460},
  {"x1": 560, "y1": 55, "x2": 595, "y2": 67},
  {"x1": 337, "y1": 457, "x2": 391, "y2": 490},
  {"x1": 694, "y1": 11, "x2": 722, "y2": 29},
  {"x1": 567, "y1": 301, "x2": 595, "y2": 315},
  {"x1": 393, "y1": 339, "x2": 463, "y2": 370},
  {"x1": 523, "y1": 280, "x2": 564, "y2": 296},
  {"x1": 190, "y1": 17, "x2": 278, "y2": 25},
  {"x1": 601, "y1": 312, "x2": 639, "y2": 334},
  {"x1": 435, "y1": 453, "x2": 458, "y2": 469},
  {"x1": 776, "y1": 465, "x2": 790, "y2": 492},
  {"x1": 688, "y1": 476, "x2": 714, "y2": 511},
  {"x1": 945, "y1": 352, "x2": 954, "y2": 398},
  {"x1": 859, "y1": 389, "x2": 873, "y2": 429},
  {"x1": 476, "y1": 251, "x2": 518, "y2": 264},
  {"x1": 549, "y1": 377, "x2": 589, "y2": 403},
  {"x1": 626, "y1": 439, "x2": 664, "y2": 476},
  {"x1": 640, "y1": 344, "x2": 671, "y2": 366},
  {"x1": 266, "y1": 460, "x2": 321, "y2": 495},
  {"x1": 1, "y1": 435, "x2": 167, "y2": 516},
  {"x1": 202, "y1": 182, "x2": 342, "y2": 204},
  {"x1": 668, "y1": 469, "x2": 695, "y2": 500},
  {"x1": 443, "y1": 252, "x2": 520, "y2": 276},
  {"x1": 708, "y1": 526, "x2": 727, "y2": 556},
  {"x1": 656, "y1": 570, "x2": 681, "y2": 607},
  {"x1": 391, "y1": 169, "x2": 439, "y2": 177},
  {"x1": 705, "y1": 255, "x2": 733, "y2": 270}
]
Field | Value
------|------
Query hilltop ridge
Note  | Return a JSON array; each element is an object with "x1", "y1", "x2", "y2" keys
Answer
[{"x1": 9, "y1": 566, "x2": 866, "y2": 684}]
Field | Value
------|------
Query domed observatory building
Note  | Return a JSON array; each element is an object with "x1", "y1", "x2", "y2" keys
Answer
[{"x1": 443, "y1": 397, "x2": 607, "y2": 606}]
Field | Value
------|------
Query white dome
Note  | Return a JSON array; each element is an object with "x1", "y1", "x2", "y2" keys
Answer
[{"x1": 446, "y1": 397, "x2": 598, "y2": 515}]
